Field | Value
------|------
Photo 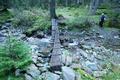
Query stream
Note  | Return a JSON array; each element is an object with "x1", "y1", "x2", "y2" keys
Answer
[{"x1": 0, "y1": 22, "x2": 120, "y2": 80}]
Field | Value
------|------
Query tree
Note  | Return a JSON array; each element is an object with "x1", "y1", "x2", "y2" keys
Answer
[
  {"x1": 0, "y1": 0, "x2": 10, "y2": 11},
  {"x1": 50, "y1": 0, "x2": 57, "y2": 19},
  {"x1": 89, "y1": 0, "x2": 99, "y2": 15}
]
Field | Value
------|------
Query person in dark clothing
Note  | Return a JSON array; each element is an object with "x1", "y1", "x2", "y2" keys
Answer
[{"x1": 99, "y1": 13, "x2": 106, "y2": 27}]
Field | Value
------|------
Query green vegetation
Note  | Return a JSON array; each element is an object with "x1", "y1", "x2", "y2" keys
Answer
[
  {"x1": 8, "y1": 75, "x2": 24, "y2": 80},
  {"x1": 0, "y1": 10, "x2": 12, "y2": 24},
  {"x1": 12, "y1": 10, "x2": 37, "y2": 27},
  {"x1": 102, "y1": 64, "x2": 120, "y2": 80},
  {"x1": 104, "y1": 13, "x2": 120, "y2": 29},
  {"x1": 27, "y1": 16, "x2": 51, "y2": 33},
  {"x1": 0, "y1": 36, "x2": 32, "y2": 80},
  {"x1": 11, "y1": 8, "x2": 51, "y2": 36},
  {"x1": 97, "y1": 3, "x2": 120, "y2": 29},
  {"x1": 57, "y1": 7, "x2": 99, "y2": 31},
  {"x1": 65, "y1": 17, "x2": 92, "y2": 30},
  {"x1": 74, "y1": 68, "x2": 96, "y2": 80}
]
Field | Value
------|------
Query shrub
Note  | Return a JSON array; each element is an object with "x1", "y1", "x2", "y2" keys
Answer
[
  {"x1": 12, "y1": 10, "x2": 37, "y2": 27},
  {"x1": 104, "y1": 13, "x2": 120, "y2": 29},
  {"x1": 25, "y1": 16, "x2": 51, "y2": 37},
  {"x1": 96, "y1": 9, "x2": 112, "y2": 15},
  {"x1": 12, "y1": 8, "x2": 49, "y2": 28},
  {"x1": 0, "y1": 10, "x2": 13, "y2": 25},
  {"x1": 65, "y1": 17, "x2": 92, "y2": 30},
  {"x1": 32, "y1": 16, "x2": 51, "y2": 31},
  {"x1": 0, "y1": 36, "x2": 32, "y2": 79},
  {"x1": 98, "y1": 3, "x2": 111, "y2": 9}
]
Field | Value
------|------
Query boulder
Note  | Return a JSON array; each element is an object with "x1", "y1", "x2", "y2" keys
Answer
[
  {"x1": 62, "y1": 50, "x2": 72, "y2": 66},
  {"x1": 62, "y1": 66, "x2": 76, "y2": 80},
  {"x1": 41, "y1": 72, "x2": 60, "y2": 80},
  {"x1": 82, "y1": 45, "x2": 92, "y2": 50},
  {"x1": 35, "y1": 31, "x2": 45, "y2": 39},
  {"x1": 78, "y1": 49, "x2": 88, "y2": 59},
  {"x1": 70, "y1": 63, "x2": 81, "y2": 69},
  {"x1": 27, "y1": 64, "x2": 41, "y2": 78},
  {"x1": 85, "y1": 61, "x2": 99, "y2": 71},
  {"x1": 25, "y1": 74, "x2": 33, "y2": 80},
  {"x1": 46, "y1": 72, "x2": 60, "y2": 80},
  {"x1": 93, "y1": 70, "x2": 107, "y2": 78},
  {"x1": 98, "y1": 35, "x2": 104, "y2": 39}
]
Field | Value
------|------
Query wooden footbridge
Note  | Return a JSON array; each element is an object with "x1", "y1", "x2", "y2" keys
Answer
[{"x1": 50, "y1": 19, "x2": 62, "y2": 71}]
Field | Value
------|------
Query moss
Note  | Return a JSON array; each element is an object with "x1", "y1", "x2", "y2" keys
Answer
[{"x1": 74, "y1": 68, "x2": 96, "y2": 80}]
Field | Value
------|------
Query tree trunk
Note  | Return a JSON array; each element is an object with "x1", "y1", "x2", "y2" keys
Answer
[
  {"x1": 50, "y1": 0, "x2": 57, "y2": 19},
  {"x1": 89, "y1": 0, "x2": 99, "y2": 15},
  {"x1": 0, "y1": 0, "x2": 8, "y2": 11}
]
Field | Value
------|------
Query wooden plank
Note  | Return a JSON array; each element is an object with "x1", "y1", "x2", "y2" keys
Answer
[{"x1": 50, "y1": 19, "x2": 62, "y2": 71}]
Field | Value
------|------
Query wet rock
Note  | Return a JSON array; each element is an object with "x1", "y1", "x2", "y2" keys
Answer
[
  {"x1": 0, "y1": 36, "x2": 6, "y2": 42},
  {"x1": 27, "y1": 64, "x2": 41, "y2": 78},
  {"x1": 62, "y1": 55, "x2": 72, "y2": 66},
  {"x1": 98, "y1": 35, "x2": 104, "y2": 39},
  {"x1": 70, "y1": 63, "x2": 81, "y2": 69},
  {"x1": 81, "y1": 45, "x2": 92, "y2": 50},
  {"x1": 39, "y1": 63, "x2": 50, "y2": 72},
  {"x1": 93, "y1": 70, "x2": 107, "y2": 78},
  {"x1": 23, "y1": 30, "x2": 36, "y2": 37},
  {"x1": 41, "y1": 72, "x2": 60, "y2": 80},
  {"x1": 62, "y1": 50, "x2": 72, "y2": 66},
  {"x1": 78, "y1": 49, "x2": 88, "y2": 59},
  {"x1": 46, "y1": 72, "x2": 60, "y2": 80},
  {"x1": 68, "y1": 41, "x2": 78, "y2": 48},
  {"x1": 76, "y1": 72, "x2": 82, "y2": 80},
  {"x1": 36, "y1": 63, "x2": 44, "y2": 67},
  {"x1": 20, "y1": 34, "x2": 27, "y2": 40},
  {"x1": 31, "y1": 45, "x2": 39, "y2": 53},
  {"x1": 15, "y1": 69, "x2": 21, "y2": 76},
  {"x1": 37, "y1": 57, "x2": 45, "y2": 63},
  {"x1": 114, "y1": 35, "x2": 120, "y2": 39},
  {"x1": 32, "y1": 56, "x2": 38, "y2": 64},
  {"x1": 35, "y1": 31, "x2": 45, "y2": 39},
  {"x1": 85, "y1": 61, "x2": 99, "y2": 71},
  {"x1": 68, "y1": 38, "x2": 74, "y2": 43},
  {"x1": 25, "y1": 74, "x2": 33, "y2": 80},
  {"x1": 94, "y1": 54, "x2": 103, "y2": 60},
  {"x1": 54, "y1": 71, "x2": 62, "y2": 75},
  {"x1": 84, "y1": 37, "x2": 90, "y2": 40},
  {"x1": 62, "y1": 66, "x2": 76, "y2": 80}
]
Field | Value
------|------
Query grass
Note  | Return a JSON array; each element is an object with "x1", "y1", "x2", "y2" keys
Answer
[
  {"x1": 57, "y1": 7, "x2": 100, "y2": 31},
  {"x1": 74, "y1": 68, "x2": 96, "y2": 80},
  {"x1": 102, "y1": 64, "x2": 120, "y2": 80}
]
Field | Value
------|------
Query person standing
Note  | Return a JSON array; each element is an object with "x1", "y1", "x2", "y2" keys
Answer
[{"x1": 99, "y1": 13, "x2": 106, "y2": 27}]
